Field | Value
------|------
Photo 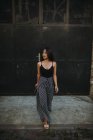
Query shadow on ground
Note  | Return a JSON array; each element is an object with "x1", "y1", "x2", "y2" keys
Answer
[{"x1": 0, "y1": 127, "x2": 93, "y2": 140}]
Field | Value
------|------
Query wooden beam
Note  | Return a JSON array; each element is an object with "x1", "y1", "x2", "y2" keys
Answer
[
  {"x1": 39, "y1": 0, "x2": 43, "y2": 24},
  {"x1": 90, "y1": 40, "x2": 93, "y2": 98},
  {"x1": 25, "y1": 0, "x2": 30, "y2": 21},
  {"x1": 65, "y1": 0, "x2": 69, "y2": 24},
  {"x1": 12, "y1": 0, "x2": 16, "y2": 24},
  {"x1": 19, "y1": 0, "x2": 22, "y2": 15}
]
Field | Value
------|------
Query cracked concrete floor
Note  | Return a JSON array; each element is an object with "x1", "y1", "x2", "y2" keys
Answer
[{"x1": 0, "y1": 96, "x2": 93, "y2": 126}]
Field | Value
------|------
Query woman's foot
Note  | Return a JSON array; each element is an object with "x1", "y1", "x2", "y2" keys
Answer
[
  {"x1": 43, "y1": 121, "x2": 49, "y2": 129},
  {"x1": 44, "y1": 123, "x2": 49, "y2": 129}
]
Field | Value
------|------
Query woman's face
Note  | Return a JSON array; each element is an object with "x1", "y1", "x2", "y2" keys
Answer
[{"x1": 42, "y1": 49, "x2": 48, "y2": 60}]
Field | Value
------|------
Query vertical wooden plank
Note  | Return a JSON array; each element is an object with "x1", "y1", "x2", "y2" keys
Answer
[
  {"x1": 19, "y1": 0, "x2": 22, "y2": 15},
  {"x1": 12, "y1": 0, "x2": 16, "y2": 24},
  {"x1": 39, "y1": 0, "x2": 43, "y2": 24},
  {"x1": 65, "y1": 0, "x2": 69, "y2": 24},
  {"x1": 25, "y1": 0, "x2": 30, "y2": 21},
  {"x1": 90, "y1": 40, "x2": 93, "y2": 98}
]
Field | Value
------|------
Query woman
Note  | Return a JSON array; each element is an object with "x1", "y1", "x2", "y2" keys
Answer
[{"x1": 35, "y1": 47, "x2": 58, "y2": 129}]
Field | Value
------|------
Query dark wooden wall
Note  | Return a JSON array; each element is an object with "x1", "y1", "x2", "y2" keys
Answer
[{"x1": 0, "y1": 25, "x2": 92, "y2": 95}]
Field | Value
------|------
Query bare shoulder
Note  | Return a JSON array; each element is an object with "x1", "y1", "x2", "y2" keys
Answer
[
  {"x1": 53, "y1": 61, "x2": 57, "y2": 67},
  {"x1": 37, "y1": 61, "x2": 41, "y2": 66}
]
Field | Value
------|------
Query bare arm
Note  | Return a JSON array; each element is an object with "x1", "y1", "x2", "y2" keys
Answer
[
  {"x1": 36, "y1": 62, "x2": 41, "y2": 84},
  {"x1": 53, "y1": 62, "x2": 58, "y2": 93},
  {"x1": 35, "y1": 62, "x2": 41, "y2": 88}
]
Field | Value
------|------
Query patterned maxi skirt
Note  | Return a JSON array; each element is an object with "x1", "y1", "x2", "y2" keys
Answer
[{"x1": 36, "y1": 76, "x2": 54, "y2": 124}]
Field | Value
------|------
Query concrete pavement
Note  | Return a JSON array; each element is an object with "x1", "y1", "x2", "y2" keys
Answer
[{"x1": 0, "y1": 95, "x2": 93, "y2": 129}]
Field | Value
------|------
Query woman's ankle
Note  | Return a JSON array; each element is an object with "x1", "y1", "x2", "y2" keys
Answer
[{"x1": 44, "y1": 119, "x2": 48, "y2": 123}]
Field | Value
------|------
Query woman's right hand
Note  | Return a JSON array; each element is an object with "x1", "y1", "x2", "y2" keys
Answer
[{"x1": 35, "y1": 83, "x2": 38, "y2": 88}]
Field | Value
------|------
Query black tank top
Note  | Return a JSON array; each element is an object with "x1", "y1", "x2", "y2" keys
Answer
[{"x1": 40, "y1": 61, "x2": 54, "y2": 78}]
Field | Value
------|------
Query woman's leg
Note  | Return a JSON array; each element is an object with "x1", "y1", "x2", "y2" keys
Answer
[
  {"x1": 37, "y1": 83, "x2": 51, "y2": 123},
  {"x1": 47, "y1": 78, "x2": 54, "y2": 112},
  {"x1": 47, "y1": 92, "x2": 53, "y2": 111}
]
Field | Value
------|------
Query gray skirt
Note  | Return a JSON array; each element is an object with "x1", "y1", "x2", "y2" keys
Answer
[{"x1": 36, "y1": 76, "x2": 54, "y2": 123}]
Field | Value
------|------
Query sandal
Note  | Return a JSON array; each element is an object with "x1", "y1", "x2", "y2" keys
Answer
[
  {"x1": 44, "y1": 123, "x2": 49, "y2": 129},
  {"x1": 43, "y1": 121, "x2": 49, "y2": 129}
]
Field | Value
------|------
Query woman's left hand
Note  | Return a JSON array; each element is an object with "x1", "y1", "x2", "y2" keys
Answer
[{"x1": 55, "y1": 86, "x2": 59, "y2": 94}]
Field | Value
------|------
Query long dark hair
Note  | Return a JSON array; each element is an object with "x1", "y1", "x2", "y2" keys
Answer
[{"x1": 40, "y1": 47, "x2": 54, "y2": 61}]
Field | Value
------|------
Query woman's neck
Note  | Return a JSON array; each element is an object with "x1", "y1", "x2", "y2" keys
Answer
[{"x1": 43, "y1": 59, "x2": 49, "y2": 62}]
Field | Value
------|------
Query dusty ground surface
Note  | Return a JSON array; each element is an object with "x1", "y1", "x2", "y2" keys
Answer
[{"x1": 0, "y1": 96, "x2": 93, "y2": 139}]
